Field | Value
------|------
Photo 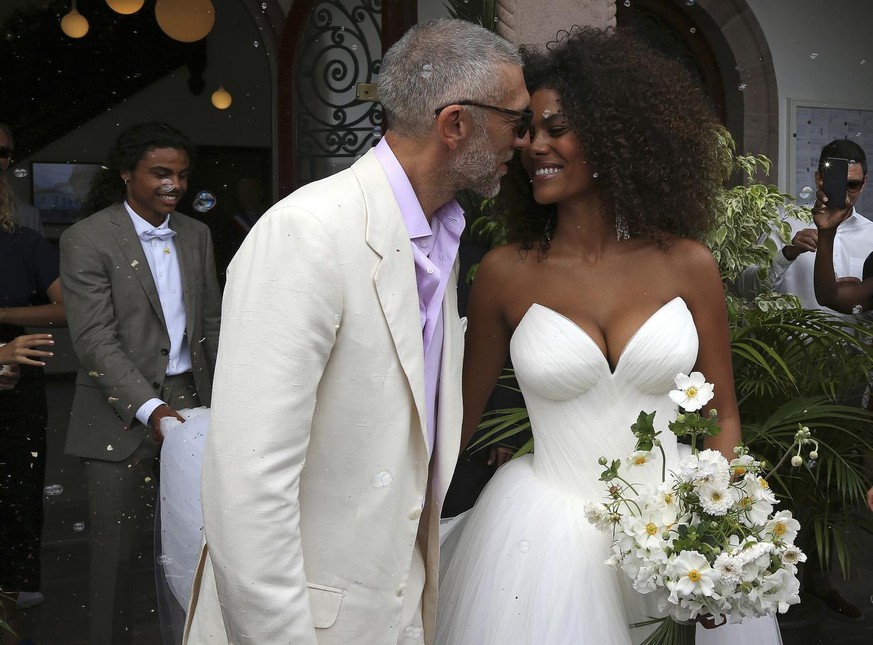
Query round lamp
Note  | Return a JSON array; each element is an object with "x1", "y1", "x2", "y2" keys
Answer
[
  {"x1": 61, "y1": 3, "x2": 89, "y2": 39},
  {"x1": 105, "y1": 0, "x2": 145, "y2": 15},
  {"x1": 211, "y1": 85, "x2": 233, "y2": 110},
  {"x1": 155, "y1": 0, "x2": 216, "y2": 43}
]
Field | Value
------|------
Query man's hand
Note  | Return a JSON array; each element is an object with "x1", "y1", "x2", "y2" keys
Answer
[
  {"x1": 782, "y1": 228, "x2": 818, "y2": 261},
  {"x1": 813, "y1": 186, "x2": 853, "y2": 232},
  {"x1": 149, "y1": 404, "x2": 185, "y2": 443}
]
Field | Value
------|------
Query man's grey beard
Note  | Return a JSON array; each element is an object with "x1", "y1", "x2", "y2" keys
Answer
[{"x1": 451, "y1": 128, "x2": 503, "y2": 199}]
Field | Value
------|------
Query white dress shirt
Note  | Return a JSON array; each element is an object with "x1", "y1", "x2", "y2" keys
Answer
[
  {"x1": 124, "y1": 202, "x2": 192, "y2": 424},
  {"x1": 768, "y1": 210, "x2": 873, "y2": 315}
]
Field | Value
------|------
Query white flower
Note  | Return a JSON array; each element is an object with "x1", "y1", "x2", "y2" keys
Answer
[
  {"x1": 713, "y1": 552, "x2": 742, "y2": 586},
  {"x1": 666, "y1": 550, "x2": 720, "y2": 602},
  {"x1": 625, "y1": 450, "x2": 653, "y2": 469},
  {"x1": 732, "y1": 474, "x2": 777, "y2": 527},
  {"x1": 765, "y1": 510, "x2": 800, "y2": 544},
  {"x1": 669, "y1": 371, "x2": 715, "y2": 412},
  {"x1": 699, "y1": 485, "x2": 733, "y2": 516},
  {"x1": 780, "y1": 545, "x2": 807, "y2": 571},
  {"x1": 677, "y1": 449, "x2": 730, "y2": 490},
  {"x1": 584, "y1": 501, "x2": 615, "y2": 531}
]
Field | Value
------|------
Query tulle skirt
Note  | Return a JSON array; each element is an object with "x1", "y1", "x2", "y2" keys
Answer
[{"x1": 436, "y1": 455, "x2": 784, "y2": 645}]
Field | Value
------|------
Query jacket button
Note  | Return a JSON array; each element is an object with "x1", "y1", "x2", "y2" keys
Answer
[
  {"x1": 408, "y1": 508, "x2": 421, "y2": 520},
  {"x1": 160, "y1": 348, "x2": 169, "y2": 356},
  {"x1": 395, "y1": 584, "x2": 407, "y2": 597},
  {"x1": 153, "y1": 381, "x2": 160, "y2": 389}
]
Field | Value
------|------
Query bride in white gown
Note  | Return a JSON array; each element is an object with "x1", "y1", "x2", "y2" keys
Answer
[{"x1": 436, "y1": 28, "x2": 783, "y2": 645}]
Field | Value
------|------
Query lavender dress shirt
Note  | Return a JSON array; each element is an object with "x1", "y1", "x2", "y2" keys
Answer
[{"x1": 373, "y1": 138, "x2": 465, "y2": 457}]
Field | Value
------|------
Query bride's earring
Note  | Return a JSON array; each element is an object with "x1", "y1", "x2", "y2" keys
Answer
[
  {"x1": 615, "y1": 212, "x2": 630, "y2": 241},
  {"x1": 542, "y1": 217, "x2": 554, "y2": 252}
]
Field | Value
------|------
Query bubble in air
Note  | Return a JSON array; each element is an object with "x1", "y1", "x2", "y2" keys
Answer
[
  {"x1": 159, "y1": 178, "x2": 175, "y2": 193},
  {"x1": 44, "y1": 484, "x2": 64, "y2": 496},
  {"x1": 623, "y1": 0, "x2": 631, "y2": 6},
  {"x1": 73, "y1": 521, "x2": 85, "y2": 532},
  {"x1": 420, "y1": 63, "x2": 433, "y2": 79},
  {"x1": 592, "y1": 172, "x2": 599, "y2": 178},
  {"x1": 193, "y1": 191, "x2": 217, "y2": 213},
  {"x1": 809, "y1": 52, "x2": 819, "y2": 60},
  {"x1": 254, "y1": 41, "x2": 260, "y2": 48},
  {"x1": 737, "y1": 82, "x2": 747, "y2": 91},
  {"x1": 861, "y1": 59, "x2": 867, "y2": 65},
  {"x1": 13, "y1": 168, "x2": 28, "y2": 178},
  {"x1": 373, "y1": 126, "x2": 382, "y2": 138},
  {"x1": 689, "y1": 27, "x2": 696, "y2": 34},
  {"x1": 685, "y1": 0, "x2": 695, "y2": 4},
  {"x1": 372, "y1": 470, "x2": 393, "y2": 488},
  {"x1": 542, "y1": 109, "x2": 551, "y2": 119},
  {"x1": 517, "y1": 539, "x2": 531, "y2": 553},
  {"x1": 157, "y1": 554, "x2": 172, "y2": 566},
  {"x1": 799, "y1": 186, "x2": 813, "y2": 200},
  {"x1": 261, "y1": 2, "x2": 266, "y2": 8},
  {"x1": 852, "y1": 304, "x2": 863, "y2": 315}
]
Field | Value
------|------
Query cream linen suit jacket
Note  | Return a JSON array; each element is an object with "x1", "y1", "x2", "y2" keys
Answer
[{"x1": 184, "y1": 150, "x2": 464, "y2": 645}]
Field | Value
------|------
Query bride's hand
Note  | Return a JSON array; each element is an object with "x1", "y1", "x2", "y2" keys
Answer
[
  {"x1": 698, "y1": 614, "x2": 727, "y2": 630},
  {"x1": 488, "y1": 445, "x2": 515, "y2": 467}
]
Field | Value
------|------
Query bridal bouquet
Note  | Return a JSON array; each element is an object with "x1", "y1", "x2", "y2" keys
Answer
[{"x1": 585, "y1": 372, "x2": 808, "y2": 645}]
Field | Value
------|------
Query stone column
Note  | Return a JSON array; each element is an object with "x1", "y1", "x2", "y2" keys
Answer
[{"x1": 496, "y1": 0, "x2": 616, "y2": 48}]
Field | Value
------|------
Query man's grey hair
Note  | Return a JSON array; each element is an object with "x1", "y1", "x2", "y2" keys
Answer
[{"x1": 378, "y1": 19, "x2": 522, "y2": 138}]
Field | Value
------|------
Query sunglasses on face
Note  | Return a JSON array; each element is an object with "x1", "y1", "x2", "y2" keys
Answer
[
  {"x1": 0, "y1": 146, "x2": 12, "y2": 159},
  {"x1": 434, "y1": 100, "x2": 533, "y2": 139},
  {"x1": 847, "y1": 178, "x2": 866, "y2": 192}
]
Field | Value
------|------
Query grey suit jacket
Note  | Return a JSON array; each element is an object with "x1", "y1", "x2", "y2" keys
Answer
[{"x1": 60, "y1": 203, "x2": 221, "y2": 461}]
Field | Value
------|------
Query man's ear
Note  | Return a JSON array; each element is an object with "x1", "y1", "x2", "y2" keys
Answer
[
  {"x1": 434, "y1": 105, "x2": 469, "y2": 151},
  {"x1": 814, "y1": 170, "x2": 822, "y2": 188}
]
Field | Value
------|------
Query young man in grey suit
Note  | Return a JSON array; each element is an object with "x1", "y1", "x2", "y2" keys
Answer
[
  {"x1": 60, "y1": 122, "x2": 221, "y2": 644},
  {"x1": 185, "y1": 19, "x2": 529, "y2": 645}
]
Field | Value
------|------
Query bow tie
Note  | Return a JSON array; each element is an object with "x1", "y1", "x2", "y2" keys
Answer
[{"x1": 141, "y1": 228, "x2": 176, "y2": 242}]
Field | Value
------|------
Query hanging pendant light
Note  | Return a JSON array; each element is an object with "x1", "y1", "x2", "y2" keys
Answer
[
  {"x1": 105, "y1": 0, "x2": 145, "y2": 15},
  {"x1": 211, "y1": 85, "x2": 233, "y2": 110},
  {"x1": 60, "y1": 0, "x2": 89, "y2": 39},
  {"x1": 155, "y1": 0, "x2": 216, "y2": 43}
]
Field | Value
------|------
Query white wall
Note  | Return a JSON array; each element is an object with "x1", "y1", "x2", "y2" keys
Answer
[{"x1": 746, "y1": 0, "x2": 873, "y2": 190}]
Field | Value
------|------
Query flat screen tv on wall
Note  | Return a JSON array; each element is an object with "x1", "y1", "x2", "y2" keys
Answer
[{"x1": 31, "y1": 161, "x2": 102, "y2": 225}]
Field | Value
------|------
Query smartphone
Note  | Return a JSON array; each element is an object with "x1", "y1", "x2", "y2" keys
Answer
[{"x1": 821, "y1": 157, "x2": 849, "y2": 208}]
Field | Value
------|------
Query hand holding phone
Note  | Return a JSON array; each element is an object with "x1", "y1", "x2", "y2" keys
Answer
[{"x1": 821, "y1": 157, "x2": 849, "y2": 209}]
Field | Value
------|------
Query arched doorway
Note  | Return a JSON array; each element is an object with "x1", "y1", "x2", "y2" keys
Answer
[
  {"x1": 276, "y1": 0, "x2": 417, "y2": 196},
  {"x1": 617, "y1": 0, "x2": 777, "y2": 171}
]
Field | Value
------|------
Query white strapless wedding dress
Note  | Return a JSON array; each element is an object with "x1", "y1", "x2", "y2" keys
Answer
[{"x1": 436, "y1": 298, "x2": 783, "y2": 645}]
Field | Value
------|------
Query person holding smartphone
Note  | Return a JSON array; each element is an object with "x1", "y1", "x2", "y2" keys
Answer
[
  {"x1": 736, "y1": 140, "x2": 873, "y2": 320},
  {"x1": 812, "y1": 156, "x2": 870, "y2": 313}
]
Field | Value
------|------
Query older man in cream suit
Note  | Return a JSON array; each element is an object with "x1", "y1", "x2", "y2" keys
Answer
[{"x1": 185, "y1": 19, "x2": 528, "y2": 645}]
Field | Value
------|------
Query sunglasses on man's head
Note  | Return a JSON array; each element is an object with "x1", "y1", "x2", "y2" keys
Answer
[
  {"x1": 0, "y1": 146, "x2": 12, "y2": 159},
  {"x1": 434, "y1": 100, "x2": 533, "y2": 139}
]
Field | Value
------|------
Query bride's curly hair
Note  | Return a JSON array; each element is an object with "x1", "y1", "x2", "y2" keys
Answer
[{"x1": 495, "y1": 27, "x2": 728, "y2": 252}]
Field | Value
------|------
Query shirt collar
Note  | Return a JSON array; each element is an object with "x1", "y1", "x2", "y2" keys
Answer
[
  {"x1": 124, "y1": 201, "x2": 171, "y2": 237},
  {"x1": 372, "y1": 137, "x2": 463, "y2": 240}
]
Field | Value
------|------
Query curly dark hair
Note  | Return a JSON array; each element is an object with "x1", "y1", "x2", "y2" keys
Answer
[
  {"x1": 83, "y1": 122, "x2": 195, "y2": 215},
  {"x1": 495, "y1": 27, "x2": 728, "y2": 251}
]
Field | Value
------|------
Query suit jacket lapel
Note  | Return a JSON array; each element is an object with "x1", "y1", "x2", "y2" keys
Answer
[
  {"x1": 432, "y1": 262, "x2": 463, "y2": 506},
  {"x1": 108, "y1": 204, "x2": 166, "y2": 326},
  {"x1": 171, "y1": 215, "x2": 198, "y2": 338},
  {"x1": 354, "y1": 151, "x2": 429, "y2": 447}
]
